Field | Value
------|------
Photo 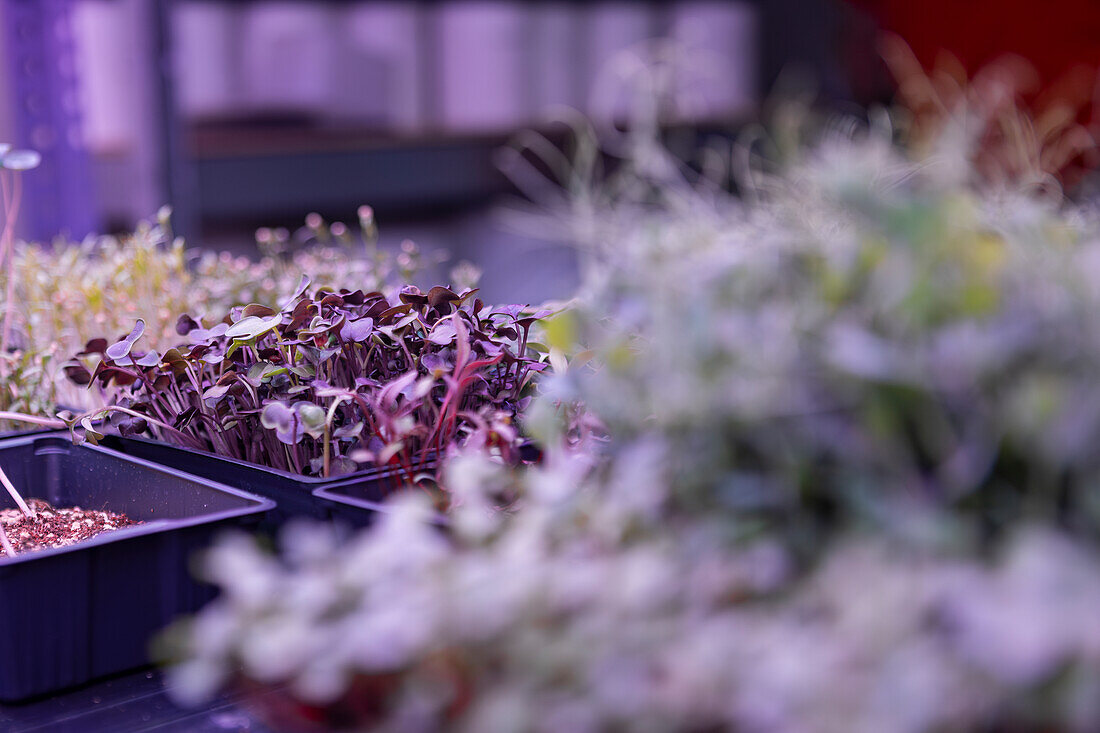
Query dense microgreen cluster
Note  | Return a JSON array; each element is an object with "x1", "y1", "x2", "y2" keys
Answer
[{"x1": 73, "y1": 277, "x2": 548, "y2": 483}]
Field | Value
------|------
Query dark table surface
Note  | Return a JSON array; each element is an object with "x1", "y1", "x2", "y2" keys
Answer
[{"x1": 0, "y1": 669, "x2": 278, "y2": 733}]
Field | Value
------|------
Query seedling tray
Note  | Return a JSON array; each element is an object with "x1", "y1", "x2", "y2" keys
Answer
[
  {"x1": 100, "y1": 435, "x2": 423, "y2": 530},
  {"x1": 0, "y1": 434, "x2": 274, "y2": 702}
]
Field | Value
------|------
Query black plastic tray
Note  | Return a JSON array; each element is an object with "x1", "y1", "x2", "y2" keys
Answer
[
  {"x1": 100, "y1": 435, "x2": 421, "y2": 530},
  {"x1": 0, "y1": 434, "x2": 274, "y2": 702},
  {"x1": 313, "y1": 473, "x2": 448, "y2": 529},
  {"x1": 311, "y1": 480, "x2": 394, "y2": 529}
]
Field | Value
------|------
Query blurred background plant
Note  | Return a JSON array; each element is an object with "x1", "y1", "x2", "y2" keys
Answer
[
  {"x1": 162, "y1": 53, "x2": 1100, "y2": 731},
  {"x1": 188, "y1": 207, "x2": 463, "y2": 317},
  {"x1": 881, "y1": 33, "x2": 1099, "y2": 193}
]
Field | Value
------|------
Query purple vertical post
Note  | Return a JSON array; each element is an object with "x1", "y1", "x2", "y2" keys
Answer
[{"x1": 2, "y1": 0, "x2": 98, "y2": 242}]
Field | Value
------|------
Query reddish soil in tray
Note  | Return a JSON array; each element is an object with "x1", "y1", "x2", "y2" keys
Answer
[{"x1": 0, "y1": 498, "x2": 141, "y2": 556}]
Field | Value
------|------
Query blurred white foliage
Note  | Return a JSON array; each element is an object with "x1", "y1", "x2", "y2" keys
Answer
[{"x1": 167, "y1": 87, "x2": 1100, "y2": 731}]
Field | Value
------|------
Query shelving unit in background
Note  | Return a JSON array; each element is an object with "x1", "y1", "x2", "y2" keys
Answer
[
  {"x1": 6, "y1": 1, "x2": 880, "y2": 248},
  {"x1": 187, "y1": 125, "x2": 511, "y2": 224},
  {"x1": 144, "y1": 0, "x2": 760, "y2": 244}
]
